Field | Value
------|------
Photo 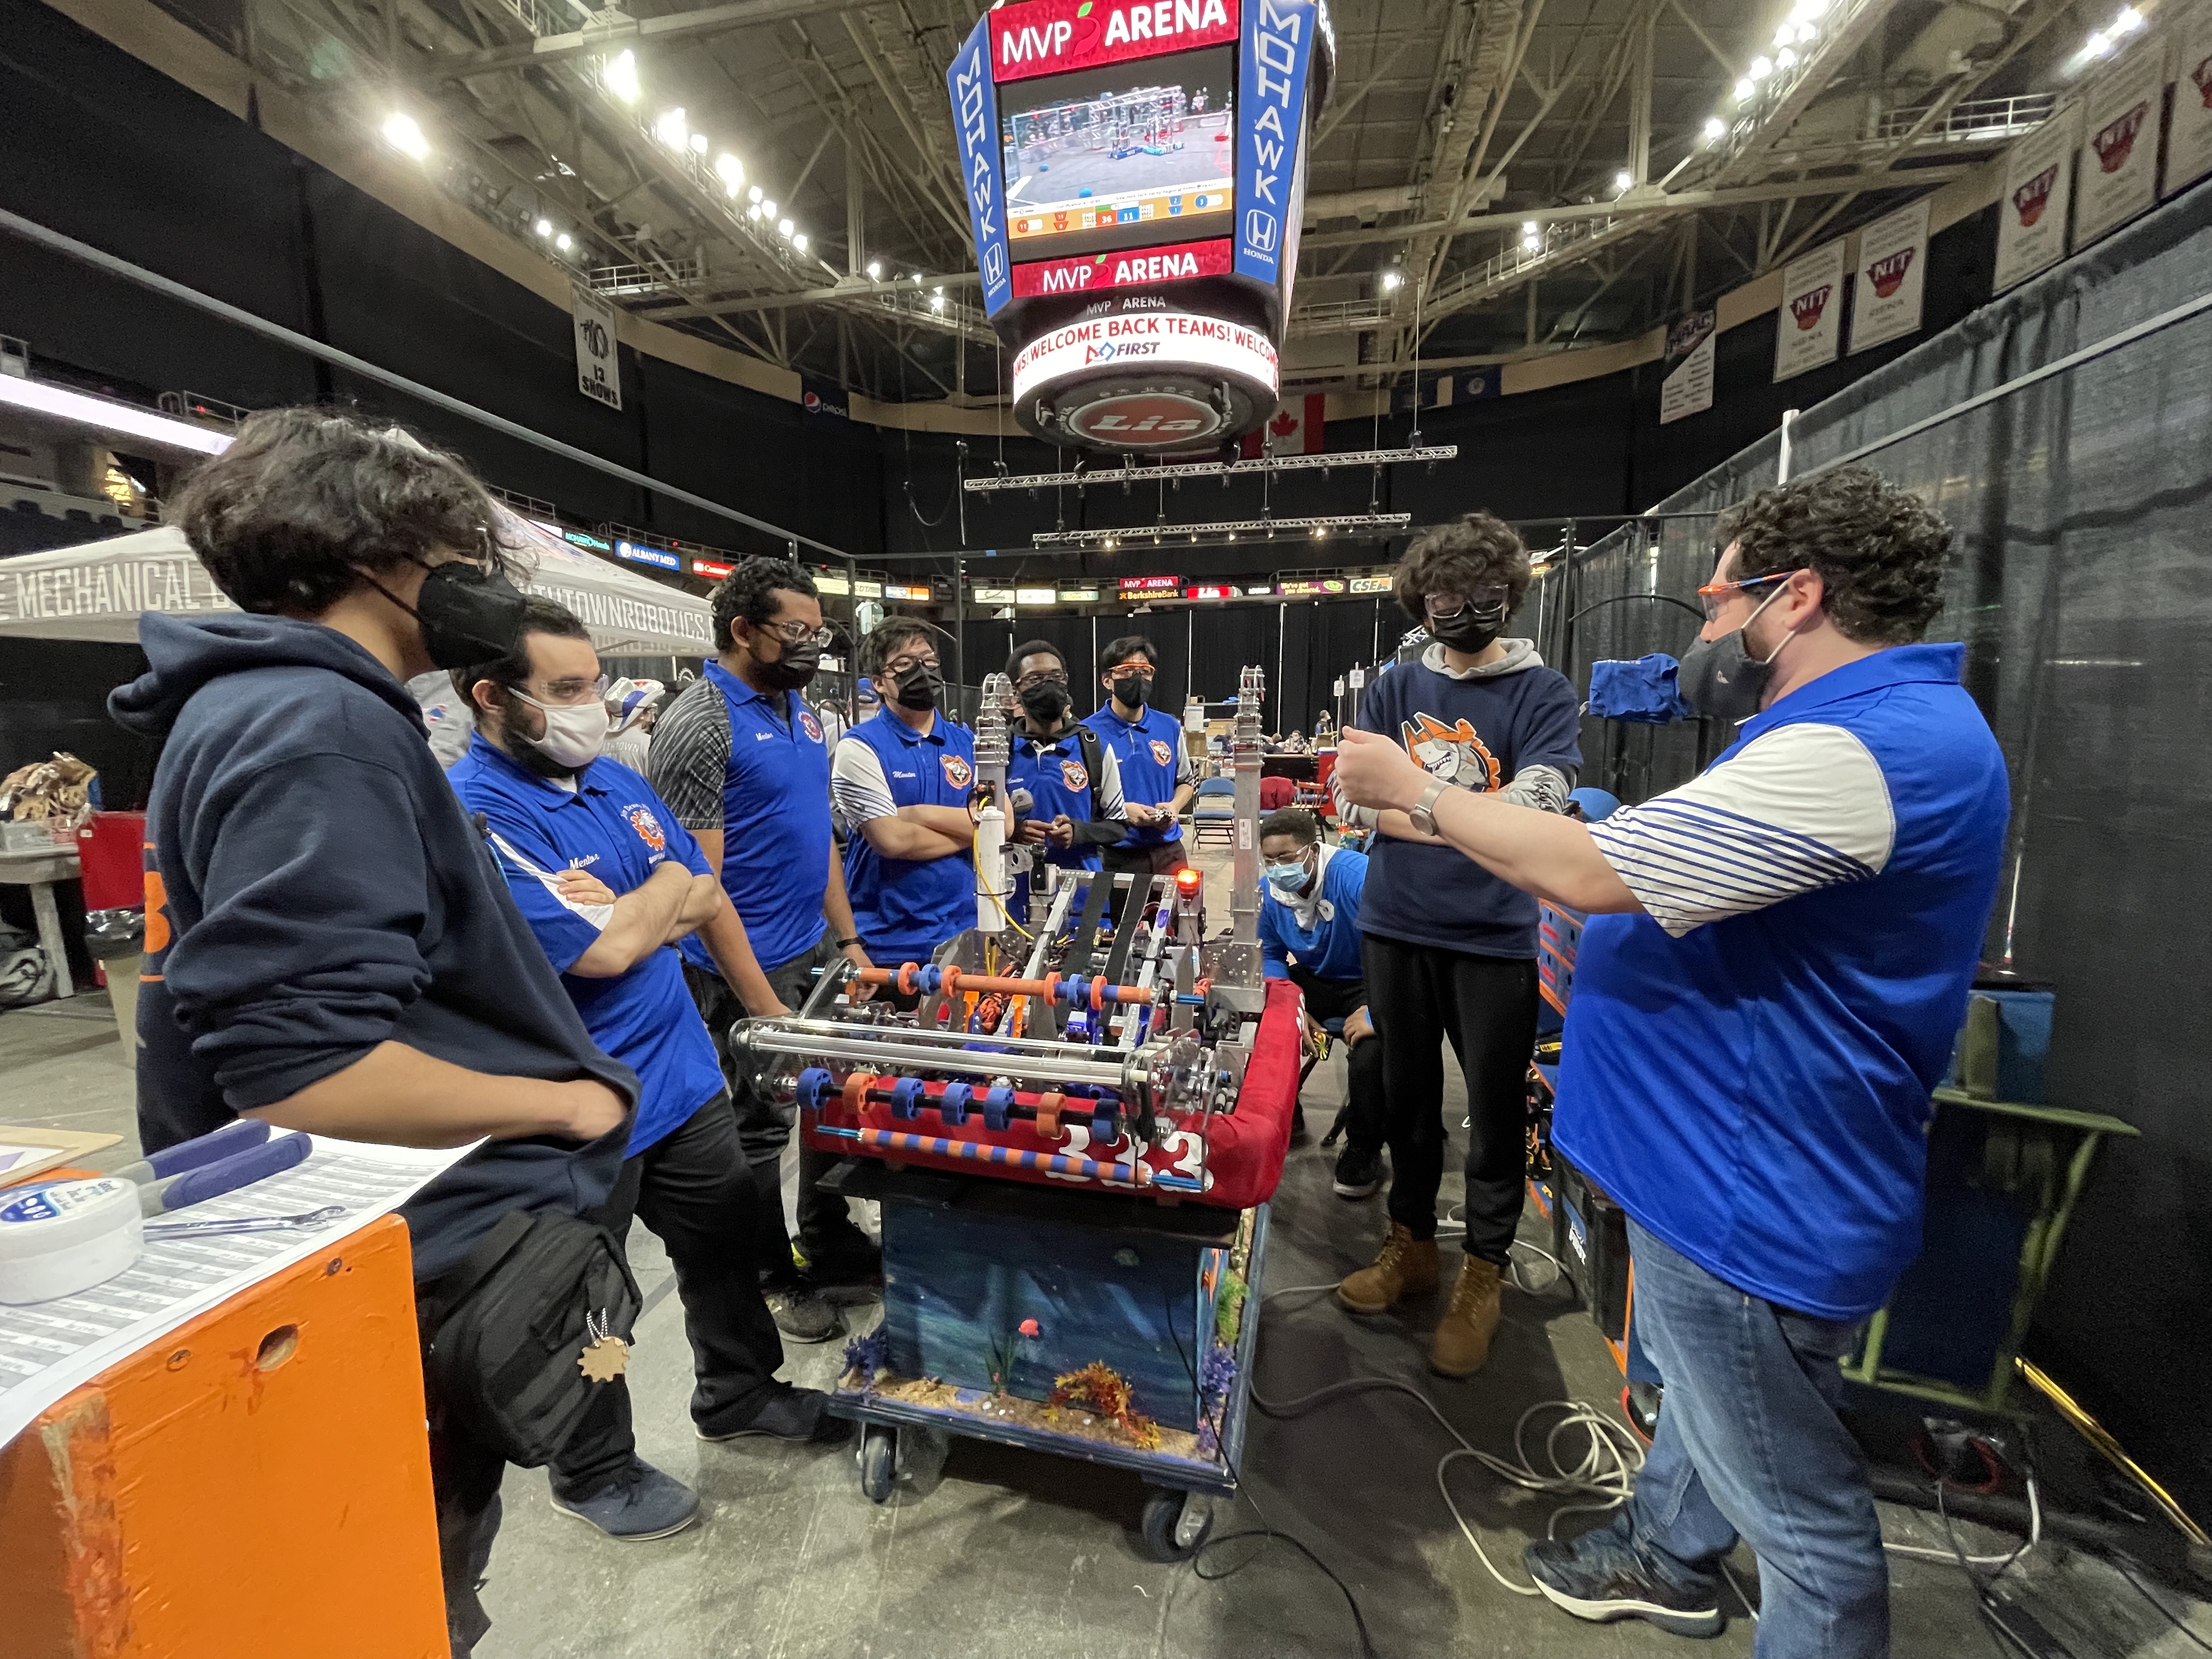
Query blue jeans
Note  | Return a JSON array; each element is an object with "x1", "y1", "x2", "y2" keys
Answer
[{"x1": 1622, "y1": 1218, "x2": 1889, "y2": 1659}]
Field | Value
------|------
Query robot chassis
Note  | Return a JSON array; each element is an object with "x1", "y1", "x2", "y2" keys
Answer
[{"x1": 733, "y1": 665, "x2": 1273, "y2": 1203}]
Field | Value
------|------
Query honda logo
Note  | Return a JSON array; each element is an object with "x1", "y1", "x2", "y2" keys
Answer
[
  {"x1": 982, "y1": 245, "x2": 1006, "y2": 286},
  {"x1": 1244, "y1": 210, "x2": 1279, "y2": 255}
]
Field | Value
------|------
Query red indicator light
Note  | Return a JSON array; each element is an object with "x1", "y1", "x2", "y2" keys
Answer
[{"x1": 1175, "y1": 868, "x2": 1203, "y2": 891}]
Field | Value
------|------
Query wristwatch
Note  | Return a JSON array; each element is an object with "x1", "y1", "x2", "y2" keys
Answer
[{"x1": 1407, "y1": 778, "x2": 1451, "y2": 836}]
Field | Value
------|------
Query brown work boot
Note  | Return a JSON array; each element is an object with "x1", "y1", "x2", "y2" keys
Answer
[
  {"x1": 1430, "y1": 1254, "x2": 1504, "y2": 1378},
  {"x1": 1337, "y1": 1222, "x2": 1441, "y2": 1314}
]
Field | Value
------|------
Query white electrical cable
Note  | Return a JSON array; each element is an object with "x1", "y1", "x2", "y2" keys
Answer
[{"x1": 1882, "y1": 1472, "x2": 2041, "y2": 1568}]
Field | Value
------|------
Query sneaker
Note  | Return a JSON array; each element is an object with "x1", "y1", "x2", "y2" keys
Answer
[
  {"x1": 698, "y1": 1385, "x2": 852, "y2": 1445},
  {"x1": 1524, "y1": 1527, "x2": 1724, "y2": 1638},
  {"x1": 550, "y1": 1458, "x2": 700, "y2": 1542},
  {"x1": 764, "y1": 1277, "x2": 841, "y2": 1343},
  {"x1": 1446, "y1": 1202, "x2": 1466, "y2": 1224},
  {"x1": 1430, "y1": 1254, "x2": 1504, "y2": 1378},
  {"x1": 1337, "y1": 1221, "x2": 1441, "y2": 1314},
  {"x1": 796, "y1": 1227, "x2": 882, "y2": 1288},
  {"x1": 1331, "y1": 1143, "x2": 1384, "y2": 1200}
]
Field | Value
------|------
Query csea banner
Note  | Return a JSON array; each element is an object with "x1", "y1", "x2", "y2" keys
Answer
[
  {"x1": 1773, "y1": 238, "x2": 1846, "y2": 383},
  {"x1": 2074, "y1": 45, "x2": 2165, "y2": 246},
  {"x1": 1848, "y1": 196, "x2": 1931, "y2": 355},
  {"x1": 2167, "y1": 7, "x2": 2212, "y2": 199},
  {"x1": 1994, "y1": 102, "x2": 2080, "y2": 291}
]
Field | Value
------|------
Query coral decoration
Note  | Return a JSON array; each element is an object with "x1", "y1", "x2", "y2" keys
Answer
[
  {"x1": 1018, "y1": 1318, "x2": 1041, "y2": 1337},
  {"x1": 1049, "y1": 1361, "x2": 1161, "y2": 1449},
  {"x1": 842, "y1": 1328, "x2": 890, "y2": 1391}
]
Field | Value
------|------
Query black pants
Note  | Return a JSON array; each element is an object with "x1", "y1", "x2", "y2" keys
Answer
[
  {"x1": 426, "y1": 1369, "x2": 506, "y2": 1655},
  {"x1": 1101, "y1": 839, "x2": 1189, "y2": 924},
  {"x1": 551, "y1": 1093, "x2": 790, "y2": 1497},
  {"x1": 1362, "y1": 932, "x2": 1538, "y2": 1261},
  {"x1": 1286, "y1": 963, "x2": 1386, "y2": 1154},
  {"x1": 685, "y1": 938, "x2": 860, "y2": 1280}
]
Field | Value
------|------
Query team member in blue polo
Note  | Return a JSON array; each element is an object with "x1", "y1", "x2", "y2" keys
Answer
[
  {"x1": 650, "y1": 558, "x2": 878, "y2": 1340},
  {"x1": 1333, "y1": 467, "x2": 2008, "y2": 1657},
  {"x1": 1084, "y1": 634, "x2": 1199, "y2": 895},
  {"x1": 449, "y1": 600, "x2": 844, "y2": 1547},
  {"x1": 832, "y1": 618, "x2": 978, "y2": 971},
  {"x1": 1004, "y1": 639, "x2": 1127, "y2": 919}
]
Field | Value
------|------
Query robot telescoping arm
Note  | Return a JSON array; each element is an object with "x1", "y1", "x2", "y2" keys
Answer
[{"x1": 972, "y1": 672, "x2": 1024, "y2": 935}]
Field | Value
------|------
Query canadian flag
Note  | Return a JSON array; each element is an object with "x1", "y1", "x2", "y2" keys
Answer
[{"x1": 1241, "y1": 392, "x2": 1325, "y2": 457}]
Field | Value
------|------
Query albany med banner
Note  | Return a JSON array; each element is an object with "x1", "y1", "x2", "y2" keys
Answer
[{"x1": 1773, "y1": 239, "x2": 1846, "y2": 383}]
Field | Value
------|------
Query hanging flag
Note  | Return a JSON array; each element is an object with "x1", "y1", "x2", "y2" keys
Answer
[
  {"x1": 570, "y1": 283, "x2": 622, "y2": 410},
  {"x1": 1994, "y1": 103, "x2": 2081, "y2": 292},
  {"x1": 1240, "y1": 392, "x2": 1326, "y2": 456},
  {"x1": 1848, "y1": 197, "x2": 1931, "y2": 356},
  {"x1": 1773, "y1": 238, "x2": 1846, "y2": 383},
  {"x1": 2167, "y1": 8, "x2": 2212, "y2": 199},
  {"x1": 2075, "y1": 47, "x2": 2164, "y2": 245}
]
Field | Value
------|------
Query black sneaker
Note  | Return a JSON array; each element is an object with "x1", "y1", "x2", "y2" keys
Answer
[
  {"x1": 797, "y1": 1227, "x2": 883, "y2": 1289},
  {"x1": 550, "y1": 1457, "x2": 700, "y2": 1541},
  {"x1": 1524, "y1": 1528, "x2": 1723, "y2": 1638},
  {"x1": 763, "y1": 1276, "x2": 841, "y2": 1343},
  {"x1": 698, "y1": 1385, "x2": 852, "y2": 1445},
  {"x1": 1331, "y1": 1143, "x2": 1384, "y2": 1200}
]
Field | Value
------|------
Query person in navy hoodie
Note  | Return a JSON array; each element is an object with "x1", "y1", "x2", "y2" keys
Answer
[
  {"x1": 1330, "y1": 512, "x2": 1583, "y2": 1380},
  {"x1": 110, "y1": 410, "x2": 633, "y2": 1655},
  {"x1": 1333, "y1": 469, "x2": 2006, "y2": 1656}
]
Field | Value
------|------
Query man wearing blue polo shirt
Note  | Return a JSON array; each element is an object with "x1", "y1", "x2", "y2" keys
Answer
[
  {"x1": 1333, "y1": 467, "x2": 2008, "y2": 1657},
  {"x1": 1005, "y1": 639, "x2": 1127, "y2": 920},
  {"x1": 449, "y1": 600, "x2": 844, "y2": 1545},
  {"x1": 1084, "y1": 634, "x2": 1199, "y2": 894},
  {"x1": 651, "y1": 559, "x2": 878, "y2": 1341},
  {"x1": 832, "y1": 618, "x2": 978, "y2": 972}
]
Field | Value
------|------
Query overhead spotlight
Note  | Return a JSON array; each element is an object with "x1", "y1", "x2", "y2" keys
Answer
[
  {"x1": 933, "y1": 285, "x2": 944, "y2": 296},
  {"x1": 381, "y1": 112, "x2": 429, "y2": 161},
  {"x1": 763, "y1": 199, "x2": 778, "y2": 218},
  {"x1": 913, "y1": 273, "x2": 926, "y2": 284},
  {"x1": 1775, "y1": 22, "x2": 1793, "y2": 47},
  {"x1": 534, "y1": 217, "x2": 554, "y2": 237},
  {"x1": 1733, "y1": 76, "x2": 1756, "y2": 101},
  {"x1": 2084, "y1": 29, "x2": 2110, "y2": 54},
  {"x1": 777, "y1": 217, "x2": 793, "y2": 238},
  {"x1": 1381, "y1": 268, "x2": 1402, "y2": 291},
  {"x1": 929, "y1": 294, "x2": 945, "y2": 312},
  {"x1": 1521, "y1": 220, "x2": 1538, "y2": 235},
  {"x1": 714, "y1": 154, "x2": 744, "y2": 195},
  {"x1": 1776, "y1": 47, "x2": 1797, "y2": 70},
  {"x1": 603, "y1": 49, "x2": 640, "y2": 103},
  {"x1": 866, "y1": 259, "x2": 883, "y2": 280},
  {"x1": 747, "y1": 204, "x2": 763, "y2": 221},
  {"x1": 792, "y1": 232, "x2": 808, "y2": 251},
  {"x1": 1613, "y1": 170, "x2": 1633, "y2": 192},
  {"x1": 555, "y1": 232, "x2": 573, "y2": 252},
  {"x1": 748, "y1": 184, "x2": 763, "y2": 204},
  {"x1": 1704, "y1": 115, "x2": 1728, "y2": 141},
  {"x1": 1798, "y1": 0, "x2": 1828, "y2": 18},
  {"x1": 654, "y1": 108, "x2": 688, "y2": 150},
  {"x1": 1750, "y1": 55, "x2": 1773, "y2": 80},
  {"x1": 2114, "y1": 4, "x2": 2143, "y2": 31},
  {"x1": 690, "y1": 133, "x2": 709, "y2": 155}
]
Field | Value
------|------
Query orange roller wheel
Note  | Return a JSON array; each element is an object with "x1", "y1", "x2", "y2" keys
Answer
[
  {"x1": 1035, "y1": 1091, "x2": 1064, "y2": 1141},
  {"x1": 1091, "y1": 976, "x2": 1108, "y2": 1012},
  {"x1": 844, "y1": 1071, "x2": 878, "y2": 1119},
  {"x1": 1043, "y1": 971, "x2": 1060, "y2": 1006},
  {"x1": 941, "y1": 966, "x2": 963, "y2": 998},
  {"x1": 897, "y1": 963, "x2": 919, "y2": 997}
]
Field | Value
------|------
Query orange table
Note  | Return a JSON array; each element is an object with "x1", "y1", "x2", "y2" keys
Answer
[{"x1": 0, "y1": 1209, "x2": 448, "y2": 1657}]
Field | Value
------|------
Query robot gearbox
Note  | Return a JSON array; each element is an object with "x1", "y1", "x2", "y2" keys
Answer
[
  {"x1": 946, "y1": 0, "x2": 1335, "y2": 452},
  {"x1": 729, "y1": 667, "x2": 1299, "y2": 1210}
]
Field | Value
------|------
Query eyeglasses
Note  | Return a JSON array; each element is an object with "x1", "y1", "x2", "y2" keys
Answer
[
  {"x1": 1108, "y1": 663, "x2": 1156, "y2": 680},
  {"x1": 883, "y1": 652, "x2": 941, "y2": 676},
  {"x1": 1695, "y1": 571, "x2": 1788, "y2": 622},
  {"x1": 529, "y1": 673, "x2": 609, "y2": 705},
  {"x1": 1425, "y1": 585, "x2": 1510, "y2": 619},
  {"x1": 1014, "y1": 668, "x2": 1069, "y2": 692},
  {"x1": 761, "y1": 620, "x2": 833, "y2": 648}
]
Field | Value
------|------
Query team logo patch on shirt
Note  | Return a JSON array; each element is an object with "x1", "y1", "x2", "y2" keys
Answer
[
  {"x1": 799, "y1": 710, "x2": 823, "y2": 743},
  {"x1": 1061, "y1": 760, "x2": 1090, "y2": 791},
  {"x1": 624, "y1": 804, "x2": 668, "y2": 852},
  {"x1": 1149, "y1": 739, "x2": 1173, "y2": 768},
  {"x1": 941, "y1": 753, "x2": 974, "y2": 789},
  {"x1": 1401, "y1": 713, "x2": 1503, "y2": 792}
]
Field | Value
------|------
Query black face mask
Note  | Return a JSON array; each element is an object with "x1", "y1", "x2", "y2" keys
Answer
[
  {"x1": 754, "y1": 637, "x2": 822, "y2": 693},
  {"x1": 1426, "y1": 605, "x2": 1505, "y2": 656},
  {"x1": 375, "y1": 561, "x2": 531, "y2": 671},
  {"x1": 1111, "y1": 674, "x2": 1149, "y2": 709},
  {"x1": 893, "y1": 663, "x2": 942, "y2": 710},
  {"x1": 1020, "y1": 683, "x2": 1070, "y2": 725}
]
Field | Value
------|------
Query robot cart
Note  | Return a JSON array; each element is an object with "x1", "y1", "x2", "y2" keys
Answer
[{"x1": 822, "y1": 1160, "x2": 1271, "y2": 1562}]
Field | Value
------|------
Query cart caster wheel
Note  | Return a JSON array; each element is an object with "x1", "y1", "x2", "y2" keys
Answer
[
  {"x1": 859, "y1": 1424, "x2": 896, "y2": 1504},
  {"x1": 1139, "y1": 1487, "x2": 1214, "y2": 1562}
]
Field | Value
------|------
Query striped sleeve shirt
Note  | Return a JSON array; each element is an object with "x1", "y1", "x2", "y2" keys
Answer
[
  {"x1": 643, "y1": 676, "x2": 731, "y2": 832},
  {"x1": 1588, "y1": 722, "x2": 1897, "y2": 938}
]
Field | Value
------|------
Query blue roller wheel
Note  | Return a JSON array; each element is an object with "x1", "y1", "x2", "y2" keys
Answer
[
  {"x1": 889, "y1": 1076, "x2": 927, "y2": 1121},
  {"x1": 919, "y1": 964, "x2": 944, "y2": 995},
  {"x1": 1090, "y1": 1109, "x2": 1119, "y2": 1144},
  {"x1": 1058, "y1": 974, "x2": 1090, "y2": 1007},
  {"x1": 981, "y1": 1087, "x2": 1014, "y2": 1132},
  {"x1": 939, "y1": 1082, "x2": 973, "y2": 1126},
  {"x1": 795, "y1": 1067, "x2": 833, "y2": 1113}
]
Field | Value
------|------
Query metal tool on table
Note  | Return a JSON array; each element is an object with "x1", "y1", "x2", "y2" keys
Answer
[{"x1": 144, "y1": 1204, "x2": 348, "y2": 1239}]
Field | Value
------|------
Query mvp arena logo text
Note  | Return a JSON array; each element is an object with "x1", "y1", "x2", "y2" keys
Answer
[
  {"x1": 1012, "y1": 240, "x2": 1235, "y2": 298},
  {"x1": 991, "y1": 0, "x2": 1237, "y2": 79}
]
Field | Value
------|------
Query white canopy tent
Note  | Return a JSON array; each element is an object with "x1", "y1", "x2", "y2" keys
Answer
[{"x1": 0, "y1": 510, "x2": 714, "y2": 658}]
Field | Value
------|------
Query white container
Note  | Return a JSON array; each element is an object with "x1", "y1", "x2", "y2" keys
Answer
[{"x1": 0, "y1": 1177, "x2": 144, "y2": 1304}]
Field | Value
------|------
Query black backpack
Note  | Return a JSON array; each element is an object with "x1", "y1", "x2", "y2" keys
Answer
[{"x1": 417, "y1": 1207, "x2": 642, "y2": 1468}]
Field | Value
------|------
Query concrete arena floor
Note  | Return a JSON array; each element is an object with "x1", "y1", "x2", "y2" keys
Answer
[{"x1": 4, "y1": 849, "x2": 2207, "y2": 1657}]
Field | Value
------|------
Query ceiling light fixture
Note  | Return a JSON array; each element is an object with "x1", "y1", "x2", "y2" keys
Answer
[
  {"x1": 555, "y1": 232, "x2": 573, "y2": 252},
  {"x1": 792, "y1": 232, "x2": 808, "y2": 252},
  {"x1": 762, "y1": 199, "x2": 777, "y2": 218},
  {"x1": 1704, "y1": 116, "x2": 1728, "y2": 141},
  {"x1": 777, "y1": 217, "x2": 793, "y2": 238},
  {"x1": 867, "y1": 260, "x2": 883, "y2": 280},
  {"x1": 689, "y1": 133, "x2": 709, "y2": 155},
  {"x1": 603, "y1": 49, "x2": 640, "y2": 103},
  {"x1": 1733, "y1": 76, "x2": 1756, "y2": 101},
  {"x1": 748, "y1": 184, "x2": 763, "y2": 204},
  {"x1": 1613, "y1": 170, "x2": 1633, "y2": 192},
  {"x1": 381, "y1": 112, "x2": 429, "y2": 160},
  {"x1": 1380, "y1": 269, "x2": 1402, "y2": 290},
  {"x1": 654, "y1": 108, "x2": 689, "y2": 150},
  {"x1": 534, "y1": 217, "x2": 554, "y2": 237},
  {"x1": 1776, "y1": 47, "x2": 1798, "y2": 70},
  {"x1": 714, "y1": 154, "x2": 743, "y2": 195},
  {"x1": 1749, "y1": 55, "x2": 1773, "y2": 81}
]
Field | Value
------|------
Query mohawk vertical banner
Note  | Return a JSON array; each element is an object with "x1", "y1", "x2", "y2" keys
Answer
[
  {"x1": 1847, "y1": 197, "x2": 1931, "y2": 356},
  {"x1": 2167, "y1": 7, "x2": 2212, "y2": 198},
  {"x1": 1235, "y1": 0, "x2": 1320, "y2": 285},
  {"x1": 1773, "y1": 239, "x2": 1846, "y2": 383},
  {"x1": 1994, "y1": 102, "x2": 2080, "y2": 292},
  {"x1": 947, "y1": 16, "x2": 1013, "y2": 316},
  {"x1": 2074, "y1": 47, "x2": 2165, "y2": 246}
]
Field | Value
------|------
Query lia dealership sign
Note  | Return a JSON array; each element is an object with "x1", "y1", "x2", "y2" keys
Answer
[{"x1": 1010, "y1": 311, "x2": 1279, "y2": 402}]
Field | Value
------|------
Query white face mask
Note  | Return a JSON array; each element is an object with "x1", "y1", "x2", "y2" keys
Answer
[{"x1": 512, "y1": 689, "x2": 610, "y2": 769}]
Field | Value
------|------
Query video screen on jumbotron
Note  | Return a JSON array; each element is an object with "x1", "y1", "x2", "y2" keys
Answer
[{"x1": 1001, "y1": 46, "x2": 1235, "y2": 259}]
